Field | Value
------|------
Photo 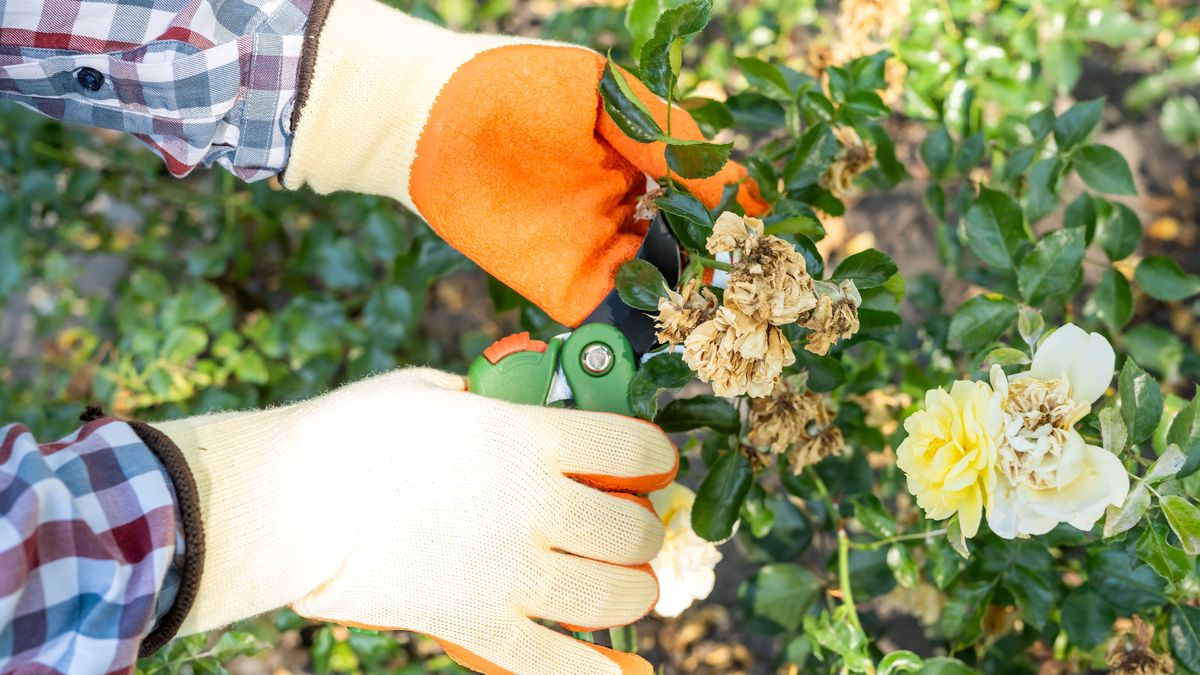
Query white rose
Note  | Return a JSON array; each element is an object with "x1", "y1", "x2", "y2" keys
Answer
[
  {"x1": 985, "y1": 324, "x2": 1130, "y2": 538},
  {"x1": 648, "y1": 482, "x2": 723, "y2": 618}
]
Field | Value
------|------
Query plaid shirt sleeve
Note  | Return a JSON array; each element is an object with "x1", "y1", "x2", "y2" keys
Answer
[
  {"x1": 0, "y1": 418, "x2": 185, "y2": 674},
  {"x1": 0, "y1": 0, "x2": 314, "y2": 181}
]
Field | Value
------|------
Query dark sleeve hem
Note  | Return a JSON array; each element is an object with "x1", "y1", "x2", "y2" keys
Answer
[
  {"x1": 290, "y1": 0, "x2": 336, "y2": 133},
  {"x1": 127, "y1": 421, "x2": 206, "y2": 658}
]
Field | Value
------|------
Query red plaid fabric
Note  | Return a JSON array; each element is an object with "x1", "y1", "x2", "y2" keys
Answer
[
  {"x1": 0, "y1": 419, "x2": 184, "y2": 674},
  {"x1": 0, "y1": 0, "x2": 313, "y2": 180}
]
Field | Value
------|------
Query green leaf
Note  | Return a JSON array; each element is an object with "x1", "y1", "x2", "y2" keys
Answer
[
  {"x1": 886, "y1": 545, "x2": 920, "y2": 589},
  {"x1": 1161, "y1": 495, "x2": 1200, "y2": 555},
  {"x1": 1017, "y1": 227, "x2": 1086, "y2": 304},
  {"x1": 1096, "y1": 203, "x2": 1142, "y2": 260},
  {"x1": 615, "y1": 259, "x2": 669, "y2": 311},
  {"x1": 853, "y1": 495, "x2": 897, "y2": 538},
  {"x1": 629, "y1": 353, "x2": 692, "y2": 419},
  {"x1": 1017, "y1": 306, "x2": 1045, "y2": 346},
  {"x1": 947, "y1": 293, "x2": 1018, "y2": 351},
  {"x1": 656, "y1": 395, "x2": 740, "y2": 434},
  {"x1": 1135, "y1": 256, "x2": 1200, "y2": 302},
  {"x1": 738, "y1": 563, "x2": 821, "y2": 633},
  {"x1": 1060, "y1": 587, "x2": 1117, "y2": 649},
  {"x1": 784, "y1": 123, "x2": 838, "y2": 191},
  {"x1": 916, "y1": 658, "x2": 976, "y2": 675},
  {"x1": 638, "y1": 0, "x2": 713, "y2": 96},
  {"x1": 737, "y1": 56, "x2": 791, "y2": 99},
  {"x1": 1104, "y1": 481, "x2": 1149, "y2": 538},
  {"x1": 1136, "y1": 521, "x2": 1191, "y2": 583},
  {"x1": 1025, "y1": 157, "x2": 1063, "y2": 223},
  {"x1": 919, "y1": 127, "x2": 953, "y2": 179},
  {"x1": 624, "y1": 0, "x2": 659, "y2": 60},
  {"x1": 764, "y1": 216, "x2": 821, "y2": 238},
  {"x1": 680, "y1": 97, "x2": 734, "y2": 134},
  {"x1": 1100, "y1": 406, "x2": 1129, "y2": 456},
  {"x1": 983, "y1": 346, "x2": 1031, "y2": 368},
  {"x1": 665, "y1": 140, "x2": 733, "y2": 179},
  {"x1": 793, "y1": 349, "x2": 845, "y2": 392},
  {"x1": 1147, "y1": 444, "x2": 1185, "y2": 480},
  {"x1": 1053, "y1": 98, "x2": 1104, "y2": 152},
  {"x1": 1084, "y1": 268, "x2": 1133, "y2": 331},
  {"x1": 1125, "y1": 324, "x2": 1184, "y2": 378},
  {"x1": 1074, "y1": 144, "x2": 1137, "y2": 195},
  {"x1": 879, "y1": 650, "x2": 924, "y2": 675},
  {"x1": 1063, "y1": 193, "x2": 1098, "y2": 242},
  {"x1": 692, "y1": 451, "x2": 754, "y2": 541},
  {"x1": 599, "y1": 61, "x2": 663, "y2": 142},
  {"x1": 832, "y1": 249, "x2": 898, "y2": 289},
  {"x1": 656, "y1": 190, "x2": 713, "y2": 250},
  {"x1": 1027, "y1": 108, "x2": 1055, "y2": 141},
  {"x1": 1168, "y1": 393, "x2": 1200, "y2": 478},
  {"x1": 1120, "y1": 358, "x2": 1164, "y2": 444},
  {"x1": 962, "y1": 188, "x2": 1028, "y2": 268},
  {"x1": 161, "y1": 325, "x2": 208, "y2": 362},
  {"x1": 1170, "y1": 605, "x2": 1200, "y2": 673}
]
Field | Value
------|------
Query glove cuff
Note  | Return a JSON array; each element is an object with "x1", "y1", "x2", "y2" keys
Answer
[
  {"x1": 282, "y1": 0, "x2": 543, "y2": 209},
  {"x1": 152, "y1": 403, "x2": 363, "y2": 635}
]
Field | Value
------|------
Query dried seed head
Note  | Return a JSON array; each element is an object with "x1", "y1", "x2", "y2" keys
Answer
[{"x1": 683, "y1": 305, "x2": 796, "y2": 398}]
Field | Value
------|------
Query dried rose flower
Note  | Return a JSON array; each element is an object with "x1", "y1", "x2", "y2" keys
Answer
[
  {"x1": 787, "y1": 400, "x2": 843, "y2": 471},
  {"x1": 1106, "y1": 616, "x2": 1175, "y2": 675},
  {"x1": 747, "y1": 378, "x2": 843, "y2": 470},
  {"x1": 707, "y1": 212, "x2": 817, "y2": 325},
  {"x1": 801, "y1": 279, "x2": 862, "y2": 355},
  {"x1": 656, "y1": 280, "x2": 719, "y2": 346},
  {"x1": 683, "y1": 305, "x2": 796, "y2": 398},
  {"x1": 635, "y1": 187, "x2": 665, "y2": 221},
  {"x1": 822, "y1": 126, "x2": 876, "y2": 200},
  {"x1": 748, "y1": 378, "x2": 823, "y2": 454}
]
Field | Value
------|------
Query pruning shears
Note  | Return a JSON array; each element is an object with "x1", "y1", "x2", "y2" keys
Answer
[{"x1": 467, "y1": 214, "x2": 682, "y2": 415}]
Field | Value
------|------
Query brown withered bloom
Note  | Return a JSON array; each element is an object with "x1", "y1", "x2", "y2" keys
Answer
[
  {"x1": 683, "y1": 305, "x2": 796, "y2": 398},
  {"x1": 635, "y1": 187, "x2": 665, "y2": 221},
  {"x1": 1107, "y1": 616, "x2": 1175, "y2": 675},
  {"x1": 748, "y1": 378, "x2": 824, "y2": 454},
  {"x1": 822, "y1": 126, "x2": 876, "y2": 200},
  {"x1": 656, "y1": 280, "x2": 719, "y2": 346},
  {"x1": 747, "y1": 378, "x2": 844, "y2": 470},
  {"x1": 801, "y1": 279, "x2": 862, "y2": 355},
  {"x1": 707, "y1": 212, "x2": 817, "y2": 325}
]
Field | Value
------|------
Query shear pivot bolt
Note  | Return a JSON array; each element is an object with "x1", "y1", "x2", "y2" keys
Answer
[{"x1": 581, "y1": 343, "x2": 614, "y2": 375}]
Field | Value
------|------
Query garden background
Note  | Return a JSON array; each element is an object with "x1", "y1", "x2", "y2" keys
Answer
[{"x1": 2, "y1": 0, "x2": 1199, "y2": 672}]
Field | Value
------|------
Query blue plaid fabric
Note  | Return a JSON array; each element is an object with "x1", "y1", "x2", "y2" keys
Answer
[
  {"x1": 0, "y1": 419, "x2": 184, "y2": 674},
  {"x1": 0, "y1": 0, "x2": 313, "y2": 180}
]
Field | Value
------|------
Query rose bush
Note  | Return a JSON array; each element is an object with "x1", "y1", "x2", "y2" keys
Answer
[{"x1": 2, "y1": 0, "x2": 1199, "y2": 672}]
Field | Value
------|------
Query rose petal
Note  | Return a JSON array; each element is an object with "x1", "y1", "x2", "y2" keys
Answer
[{"x1": 1030, "y1": 323, "x2": 1116, "y2": 404}]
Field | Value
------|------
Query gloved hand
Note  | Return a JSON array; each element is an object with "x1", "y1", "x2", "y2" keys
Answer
[
  {"x1": 153, "y1": 368, "x2": 677, "y2": 675},
  {"x1": 283, "y1": 0, "x2": 768, "y2": 327}
]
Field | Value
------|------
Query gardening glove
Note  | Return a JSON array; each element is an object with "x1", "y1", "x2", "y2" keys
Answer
[
  {"x1": 152, "y1": 368, "x2": 677, "y2": 675},
  {"x1": 283, "y1": 0, "x2": 769, "y2": 327}
]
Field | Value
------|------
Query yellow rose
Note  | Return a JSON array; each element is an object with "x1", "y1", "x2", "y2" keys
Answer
[{"x1": 896, "y1": 380, "x2": 1001, "y2": 538}]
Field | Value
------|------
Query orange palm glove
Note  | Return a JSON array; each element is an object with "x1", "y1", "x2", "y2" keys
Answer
[{"x1": 284, "y1": 0, "x2": 768, "y2": 326}]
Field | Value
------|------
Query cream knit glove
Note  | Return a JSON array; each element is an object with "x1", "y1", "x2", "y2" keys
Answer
[{"x1": 152, "y1": 368, "x2": 676, "y2": 675}]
